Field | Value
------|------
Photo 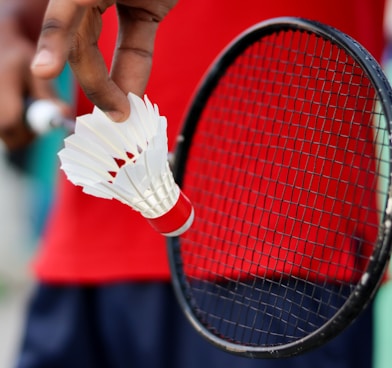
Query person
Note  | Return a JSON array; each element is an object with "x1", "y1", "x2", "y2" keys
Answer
[
  {"x1": 0, "y1": 0, "x2": 385, "y2": 367},
  {"x1": 373, "y1": 2, "x2": 392, "y2": 368}
]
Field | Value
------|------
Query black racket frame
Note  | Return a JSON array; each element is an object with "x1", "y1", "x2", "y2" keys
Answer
[{"x1": 167, "y1": 17, "x2": 392, "y2": 358}]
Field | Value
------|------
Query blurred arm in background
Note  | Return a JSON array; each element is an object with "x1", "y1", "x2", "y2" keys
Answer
[{"x1": 0, "y1": 0, "x2": 70, "y2": 150}]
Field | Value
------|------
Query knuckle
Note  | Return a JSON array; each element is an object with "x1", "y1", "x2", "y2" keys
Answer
[
  {"x1": 40, "y1": 18, "x2": 67, "y2": 36},
  {"x1": 68, "y1": 35, "x2": 83, "y2": 65}
]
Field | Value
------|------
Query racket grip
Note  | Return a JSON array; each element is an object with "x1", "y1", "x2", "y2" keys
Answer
[
  {"x1": 25, "y1": 99, "x2": 75, "y2": 134},
  {"x1": 146, "y1": 190, "x2": 194, "y2": 237}
]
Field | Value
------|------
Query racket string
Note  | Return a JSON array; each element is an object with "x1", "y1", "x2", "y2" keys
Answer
[{"x1": 174, "y1": 26, "x2": 390, "y2": 348}]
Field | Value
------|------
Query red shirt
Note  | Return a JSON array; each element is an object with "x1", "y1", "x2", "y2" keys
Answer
[{"x1": 33, "y1": 0, "x2": 385, "y2": 283}]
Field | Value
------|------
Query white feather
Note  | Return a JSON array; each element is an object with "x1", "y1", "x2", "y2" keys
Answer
[
  {"x1": 58, "y1": 92, "x2": 180, "y2": 219},
  {"x1": 63, "y1": 134, "x2": 120, "y2": 171}
]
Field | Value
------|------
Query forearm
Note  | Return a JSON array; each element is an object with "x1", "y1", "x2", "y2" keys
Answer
[
  {"x1": 0, "y1": 0, "x2": 56, "y2": 151},
  {"x1": 0, "y1": 0, "x2": 48, "y2": 42}
]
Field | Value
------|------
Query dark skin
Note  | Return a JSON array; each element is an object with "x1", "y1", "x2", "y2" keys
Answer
[
  {"x1": 0, "y1": 0, "x2": 177, "y2": 149},
  {"x1": 32, "y1": 0, "x2": 178, "y2": 120},
  {"x1": 0, "y1": 0, "x2": 69, "y2": 150}
]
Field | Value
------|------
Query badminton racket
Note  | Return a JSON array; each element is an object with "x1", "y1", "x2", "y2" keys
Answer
[{"x1": 167, "y1": 17, "x2": 392, "y2": 358}]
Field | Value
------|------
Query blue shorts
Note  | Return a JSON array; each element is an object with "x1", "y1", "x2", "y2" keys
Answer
[{"x1": 15, "y1": 282, "x2": 373, "y2": 368}]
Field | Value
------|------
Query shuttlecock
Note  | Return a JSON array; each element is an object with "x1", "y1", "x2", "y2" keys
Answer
[
  {"x1": 26, "y1": 99, "x2": 75, "y2": 134},
  {"x1": 58, "y1": 93, "x2": 194, "y2": 237}
]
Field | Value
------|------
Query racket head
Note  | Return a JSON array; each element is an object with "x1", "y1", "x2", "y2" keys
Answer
[{"x1": 167, "y1": 17, "x2": 392, "y2": 358}]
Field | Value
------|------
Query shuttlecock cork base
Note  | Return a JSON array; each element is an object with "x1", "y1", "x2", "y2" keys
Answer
[
  {"x1": 58, "y1": 93, "x2": 194, "y2": 237},
  {"x1": 147, "y1": 190, "x2": 194, "y2": 237}
]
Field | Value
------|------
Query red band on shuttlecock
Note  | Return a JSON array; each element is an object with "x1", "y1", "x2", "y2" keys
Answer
[{"x1": 147, "y1": 191, "x2": 194, "y2": 237}]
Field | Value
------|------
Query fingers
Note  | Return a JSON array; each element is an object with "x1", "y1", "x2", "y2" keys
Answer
[
  {"x1": 32, "y1": 0, "x2": 129, "y2": 121},
  {"x1": 110, "y1": 5, "x2": 158, "y2": 98},
  {"x1": 31, "y1": 0, "x2": 85, "y2": 79},
  {"x1": 109, "y1": 1, "x2": 178, "y2": 116},
  {"x1": 111, "y1": 1, "x2": 178, "y2": 96},
  {"x1": 0, "y1": 0, "x2": 77, "y2": 150},
  {"x1": 31, "y1": 0, "x2": 178, "y2": 122},
  {"x1": 68, "y1": 3, "x2": 130, "y2": 121}
]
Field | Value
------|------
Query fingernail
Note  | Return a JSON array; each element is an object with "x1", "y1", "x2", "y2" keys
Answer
[{"x1": 31, "y1": 49, "x2": 54, "y2": 68}]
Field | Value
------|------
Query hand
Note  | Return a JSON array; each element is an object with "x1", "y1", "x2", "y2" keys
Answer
[
  {"x1": 31, "y1": 0, "x2": 178, "y2": 122},
  {"x1": 0, "y1": 15, "x2": 70, "y2": 150}
]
